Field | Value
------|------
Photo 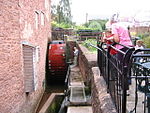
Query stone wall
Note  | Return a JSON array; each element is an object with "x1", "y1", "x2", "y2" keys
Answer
[
  {"x1": 91, "y1": 67, "x2": 117, "y2": 113},
  {"x1": 0, "y1": 0, "x2": 51, "y2": 113},
  {"x1": 77, "y1": 44, "x2": 97, "y2": 85},
  {"x1": 77, "y1": 44, "x2": 117, "y2": 113}
]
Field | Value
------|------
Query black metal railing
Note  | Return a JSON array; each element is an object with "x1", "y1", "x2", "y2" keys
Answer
[
  {"x1": 128, "y1": 49, "x2": 150, "y2": 113},
  {"x1": 88, "y1": 41, "x2": 150, "y2": 113}
]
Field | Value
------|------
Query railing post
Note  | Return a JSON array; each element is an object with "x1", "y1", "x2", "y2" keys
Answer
[
  {"x1": 122, "y1": 66, "x2": 128, "y2": 113},
  {"x1": 107, "y1": 47, "x2": 111, "y2": 92}
]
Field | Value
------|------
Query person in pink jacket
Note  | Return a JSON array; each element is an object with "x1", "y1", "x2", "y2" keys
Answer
[
  {"x1": 106, "y1": 13, "x2": 133, "y2": 62},
  {"x1": 106, "y1": 14, "x2": 133, "y2": 86}
]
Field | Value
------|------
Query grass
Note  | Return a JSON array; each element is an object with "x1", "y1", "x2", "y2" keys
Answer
[{"x1": 82, "y1": 39, "x2": 98, "y2": 53}]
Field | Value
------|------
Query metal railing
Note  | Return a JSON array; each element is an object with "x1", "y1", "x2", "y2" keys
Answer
[
  {"x1": 128, "y1": 49, "x2": 150, "y2": 113},
  {"x1": 88, "y1": 41, "x2": 150, "y2": 113}
]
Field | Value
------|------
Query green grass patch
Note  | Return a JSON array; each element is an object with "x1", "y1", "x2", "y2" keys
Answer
[
  {"x1": 82, "y1": 39, "x2": 97, "y2": 52},
  {"x1": 143, "y1": 36, "x2": 150, "y2": 48}
]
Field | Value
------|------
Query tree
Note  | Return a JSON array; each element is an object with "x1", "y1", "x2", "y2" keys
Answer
[
  {"x1": 88, "y1": 21, "x2": 102, "y2": 31},
  {"x1": 51, "y1": 0, "x2": 72, "y2": 26},
  {"x1": 83, "y1": 19, "x2": 108, "y2": 31}
]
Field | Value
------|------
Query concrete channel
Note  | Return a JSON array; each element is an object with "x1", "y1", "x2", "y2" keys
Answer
[
  {"x1": 66, "y1": 66, "x2": 92, "y2": 113},
  {"x1": 36, "y1": 66, "x2": 92, "y2": 113}
]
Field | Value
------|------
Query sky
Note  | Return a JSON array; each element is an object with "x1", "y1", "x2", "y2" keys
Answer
[{"x1": 52, "y1": 0, "x2": 150, "y2": 25}]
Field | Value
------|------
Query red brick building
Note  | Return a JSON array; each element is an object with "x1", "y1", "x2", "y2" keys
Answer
[{"x1": 0, "y1": 0, "x2": 51, "y2": 112}]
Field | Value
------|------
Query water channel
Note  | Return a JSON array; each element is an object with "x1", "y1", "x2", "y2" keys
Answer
[{"x1": 36, "y1": 66, "x2": 92, "y2": 113}]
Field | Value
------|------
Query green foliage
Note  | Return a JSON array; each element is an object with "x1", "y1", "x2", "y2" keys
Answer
[
  {"x1": 83, "y1": 19, "x2": 107, "y2": 31},
  {"x1": 135, "y1": 32, "x2": 150, "y2": 48},
  {"x1": 89, "y1": 19, "x2": 108, "y2": 30},
  {"x1": 143, "y1": 36, "x2": 150, "y2": 48},
  {"x1": 88, "y1": 21, "x2": 102, "y2": 31},
  {"x1": 51, "y1": 21, "x2": 59, "y2": 27},
  {"x1": 51, "y1": 21, "x2": 72, "y2": 28},
  {"x1": 48, "y1": 96, "x2": 64, "y2": 113},
  {"x1": 137, "y1": 33, "x2": 149, "y2": 39},
  {"x1": 98, "y1": 19, "x2": 108, "y2": 30},
  {"x1": 75, "y1": 23, "x2": 102, "y2": 31},
  {"x1": 82, "y1": 39, "x2": 97, "y2": 52},
  {"x1": 51, "y1": 0, "x2": 72, "y2": 25},
  {"x1": 74, "y1": 25, "x2": 91, "y2": 30}
]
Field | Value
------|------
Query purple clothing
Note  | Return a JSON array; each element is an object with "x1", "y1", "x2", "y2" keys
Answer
[{"x1": 111, "y1": 22, "x2": 133, "y2": 49}]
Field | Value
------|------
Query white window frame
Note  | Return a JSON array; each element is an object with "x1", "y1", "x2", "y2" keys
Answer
[
  {"x1": 41, "y1": 12, "x2": 45, "y2": 26},
  {"x1": 22, "y1": 44, "x2": 39, "y2": 93},
  {"x1": 35, "y1": 11, "x2": 39, "y2": 29}
]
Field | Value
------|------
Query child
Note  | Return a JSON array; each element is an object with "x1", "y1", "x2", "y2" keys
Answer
[{"x1": 102, "y1": 30, "x2": 117, "y2": 55}]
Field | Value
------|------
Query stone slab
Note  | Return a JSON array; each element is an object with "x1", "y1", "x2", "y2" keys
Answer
[{"x1": 67, "y1": 106, "x2": 93, "y2": 113}]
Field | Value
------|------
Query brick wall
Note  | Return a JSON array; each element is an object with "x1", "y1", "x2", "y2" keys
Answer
[
  {"x1": 130, "y1": 26, "x2": 150, "y2": 34},
  {"x1": 0, "y1": 0, "x2": 51, "y2": 113}
]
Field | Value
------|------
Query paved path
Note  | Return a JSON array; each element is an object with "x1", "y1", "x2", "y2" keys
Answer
[{"x1": 127, "y1": 78, "x2": 147, "y2": 113}]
